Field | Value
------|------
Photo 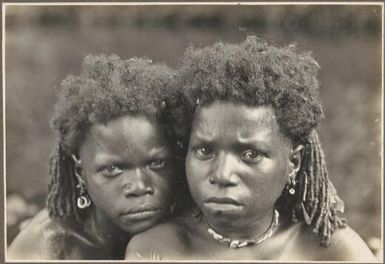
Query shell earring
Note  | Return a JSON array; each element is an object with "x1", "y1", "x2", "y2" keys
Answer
[
  {"x1": 287, "y1": 171, "x2": 296, "y2": 195},
  {"x1": 76, "y1": 182, "x2": 91, "y2": 209},
  {"x1": 72, "y1": 155, "x2": 91, "y2": 209}
]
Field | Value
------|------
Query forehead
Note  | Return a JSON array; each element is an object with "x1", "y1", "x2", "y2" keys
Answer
[
  {"x1": 83, "y1": 114, "x2": 168, "y2": 152},
  {"x1": 192, "y1": 102, "x2": 280, "y2": 139},
  {"x1": 93, "y1": 114, "x2": 160, "y2": 137}
]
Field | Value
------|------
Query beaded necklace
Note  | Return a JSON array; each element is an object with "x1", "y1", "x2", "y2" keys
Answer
[{"x1": 203, "y1": 210, "x2": 280, "y2": 249}]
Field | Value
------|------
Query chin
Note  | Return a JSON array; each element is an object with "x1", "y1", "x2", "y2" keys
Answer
[
  {"x1": 118, "y1": 212, "x2": 166, "y2": 235},
  {"x1": 204, "y1": 209, "x2": 245, "y2": 229},
  {"x1": 119, "y1": 220, "x2": 155, "y2": 235},
  {"x1": 210, "y1": 218, "x2": 243, "y2": 231}
]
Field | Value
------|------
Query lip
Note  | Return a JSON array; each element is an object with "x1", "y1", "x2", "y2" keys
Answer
[
  {"x1": 205, "y1": 197, "x2": 241, "y2": 205},
  {"x1": 121, "y1": 210, "x2": 159, "y2": 221},
  {"x1": 121, "y1": 204, "x2": 160, "y2": 221},
  {"x1": 203, "y1": 197, "x2": 243, "y2": 213}
]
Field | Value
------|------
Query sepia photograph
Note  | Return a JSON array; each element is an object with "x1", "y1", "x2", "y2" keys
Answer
[{"x1": 3, "y1": 2, "x2": 383, "y2": 262}]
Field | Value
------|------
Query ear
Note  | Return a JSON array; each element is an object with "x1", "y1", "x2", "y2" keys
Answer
[
  {"x1": 72, "y1": 154, "x2": 85, "y2": 184},
  {"x1": 288, "y1": 144, "x2": 304, "y2": 181}
]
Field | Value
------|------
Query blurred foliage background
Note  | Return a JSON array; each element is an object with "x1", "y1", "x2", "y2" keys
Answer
[{"x1": 5, "y1": 4, "x2": 382, "y2": 256}]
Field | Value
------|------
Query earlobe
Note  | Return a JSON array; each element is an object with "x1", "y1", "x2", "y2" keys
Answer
[
  {"x1": 289, "y1": 144, "x2": 304, "y2": 178},
  {"x1": 72, "y1": 154, "x2": 85, "y2": 183},
  {"x1": 286, "y1": 145, "x2": 304, "y2": 195},
  {"x1": 71, "y1": 154, "x2": 81, "y2": 165},
  {"x1": 71, "y1": 154, "x2": 92, "y2": 209}
]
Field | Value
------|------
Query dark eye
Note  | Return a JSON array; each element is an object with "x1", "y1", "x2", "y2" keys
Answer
[
  {"x1": 100, "y1": 165, "x2": 123, "y2": 177},
  {"x1": 241, "y1": 150, "x2": 264, "y2": 163},
  {"x1": 194, "y1": 146, "x2": 215, "y2": 160},
  {"x1": 148, "y1": 159, "x2": 166, "y2": 170}
]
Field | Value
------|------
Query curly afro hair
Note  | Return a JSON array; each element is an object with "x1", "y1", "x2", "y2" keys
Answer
[
  {"x1": 52, "y1": 54, "x2": 180, "y2": 155},
  {"x1": 175, "y1": 36, "x2": 345, "y2": 246},
  {"x1": 47, "y1": 54, "x2": 191, "y2": 223},
  {"x1": 176, "y1": 35, "x2": 324, "y2": 142}
]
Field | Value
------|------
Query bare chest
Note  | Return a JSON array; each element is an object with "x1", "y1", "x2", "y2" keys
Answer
[{"x1": 183, "y1": 222, "x2": 321, "y2": 261}]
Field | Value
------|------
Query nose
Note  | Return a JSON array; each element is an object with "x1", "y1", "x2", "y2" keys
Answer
[
  {"x1": 123, "y1": 168, "x2": 154, "y2": 198},
  {"x1": 209, "y1": 152, "x2": 239, "y2": 187}
]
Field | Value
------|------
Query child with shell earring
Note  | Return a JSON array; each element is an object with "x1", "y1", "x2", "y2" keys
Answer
[
  {"x1": 125, "y1": 36, "x2": 376, "y2": 261},
  {"x1": 8, "y1": 54, "x2": 189, "y2": 260}
]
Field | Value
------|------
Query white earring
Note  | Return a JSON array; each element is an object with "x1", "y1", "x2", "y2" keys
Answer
[
  {"x1": 77, "y1": 195, "x2": 91, "y2": 209},
  {"x1": 72, "y1": 155, "x2": 91, "y2": 209},
  {"x1": 76, "y1": 182, "x2": 91, "y2": 209},
  {"x1": 288, "y1": 171, "x2": 296, "y2": 195}
]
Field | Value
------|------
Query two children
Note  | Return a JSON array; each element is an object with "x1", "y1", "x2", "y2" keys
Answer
[{"x1": 9, "y1": 37, "x2": 376, "y2": 261}]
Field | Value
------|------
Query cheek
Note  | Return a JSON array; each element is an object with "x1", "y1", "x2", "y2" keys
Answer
[
  {"x1": 185, "y1": 155, "x2": 208, "y2": 203},
  {"x1": 152, "y1": 171, "x2": 176, "y2": 200},
  {"x1": 83, "y1": 172, "x2": 120, "y2": 208},
  {"x1": 86, "y1": 181, "x2": 119, "y2": 213},
  {"x1": 185, "y1": 155, "x2": 203, "y2": 186},
  {"x1": 246, "y1": 159, "x2": 288, "y2": 196}
]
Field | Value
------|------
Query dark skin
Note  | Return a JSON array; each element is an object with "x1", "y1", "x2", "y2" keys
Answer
[
  {"x1": 125, "y1": 102, "x2": 376, "y2": 261},
  {"x1": 8, "y1": 115, "x2": 177, "y2": 260}
]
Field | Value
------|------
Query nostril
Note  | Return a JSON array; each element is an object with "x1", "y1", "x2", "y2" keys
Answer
[
  {"x1": 124, "y1": 187, "x2": 137, "y2": 198},
  {"x1": 146, "y1": 186, "x2": 155, "y2": 195},
  {"x1": 124, "y1": 184, "x2": 155, "y2": 198},
  {"x1": 123, "y1": 188, "x2": 132, "y2": 198},
  {"x1": 209, "y1": 177, "x2": 215, "y2": 185},
  {"x1": 209, "y1": 172, "x2": 239, "y2": 187}
]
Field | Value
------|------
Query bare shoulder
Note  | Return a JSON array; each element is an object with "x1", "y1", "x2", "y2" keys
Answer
[
  {"x1": 323, "y1": 225, "x2": 377, "y2": 261},
  {"x1": 125, "y1": 216, "x2": 191, "y2": 260},
  {"x1": 289, "y1": 224, "x2": 377, "y2": 261},
  {"x1": 7, "y1": 209, "x2": 68, "y2": 260}
]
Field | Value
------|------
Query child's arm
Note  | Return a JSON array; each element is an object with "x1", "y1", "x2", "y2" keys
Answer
[
  {"x1": 125, "y1": 237, "x2": 164, "y2": 260},
  {"x1": 125, "y1": 221, "x2": 188, "y2": 260},
  {"x1": 7, "y1": 210, "x2": 58, "y2": 260}
]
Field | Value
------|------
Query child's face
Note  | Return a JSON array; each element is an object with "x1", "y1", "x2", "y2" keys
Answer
[
  {"x1": 79, "y1": 115, "x2": 176, "y2": 234},
  {"x1": 186, "y1": 102, "x2": 293, "y2": 231}
]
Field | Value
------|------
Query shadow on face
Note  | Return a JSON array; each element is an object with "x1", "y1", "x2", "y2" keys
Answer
[
  {"x1": 186, "y1": 101, "x2": 298, "y2": 231},
  {"x1": 78, "y1": 114, "x2": 177, "y2": 234}
]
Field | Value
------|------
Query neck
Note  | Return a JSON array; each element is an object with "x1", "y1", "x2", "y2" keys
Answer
[
  {"x1": 204, "y1": 209, "x2": 276, "y2": 240},
  {"x1": 83, "y1": 207, "x2": 130, "y2": 258}
]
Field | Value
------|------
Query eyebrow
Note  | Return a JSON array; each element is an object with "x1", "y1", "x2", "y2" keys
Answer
[
  {"x1": 190, "y1": 131, "x2": 214, "y2": 142},
  {"x1": 94, "y1": 153, "x2": 124, "y2": 167},
  {"x1": 93, "y1": 146, "x2": 172, "y2": 167},
  {"x1": 234, "y1": 140, "x2": 270, "y2": 152},
  {"x1": 237, "y1": 133, "x2": 272, "y2": 148},
  {"x1": 148, "y1": 146, "x2": 171, "y2": 157}
]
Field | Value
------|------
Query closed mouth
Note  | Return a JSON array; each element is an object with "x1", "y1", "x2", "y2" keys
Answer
[
  {"x1": 121, "y1": 205, "x2": 160, "y2": 221},
  {"x1": 121, "y1": 204, "x2": 159, "y2": 216},
  {"x1": 121, "y1": 211, "x2": 159, "y2": 222},
  {"x1": 203, "y1": 197, "x2": 243, "y2": 212},
  {"x1": 204, "y1": 197, "x2": 241, "y2": 205}
]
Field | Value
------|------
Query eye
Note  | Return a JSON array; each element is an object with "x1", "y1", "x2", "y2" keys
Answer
[
  {"x1": 194, "y1": 146, "x2": 215, "y2": 160},
  {"x1": 100, "y1": 165, "x2": 123, "y2": 177},
  {"x1": 148, "y1": 159, "x2": 166, "y2": 170},
  {"x1": 241, "y1": 149, "x2": 264, "y2": 163}
]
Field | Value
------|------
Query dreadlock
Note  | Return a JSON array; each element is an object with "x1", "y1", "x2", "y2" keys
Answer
[
  {"x1": 174, "y1": 35, "x2": 346, "y2": 246},
  {"x1": 277, "y1": 130, "x2": 346, "y2": 246},
  {"x1": 47, "y1": 141, "x2": 82, "y2": 222},
  {"x1": 46, "y1": 54, "x2": 187, "y2": 224}
]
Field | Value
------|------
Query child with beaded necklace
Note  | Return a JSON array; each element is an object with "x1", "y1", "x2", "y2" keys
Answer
[{"x1": 125, "y1": 36, "x2": 376, "y2": 261}]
